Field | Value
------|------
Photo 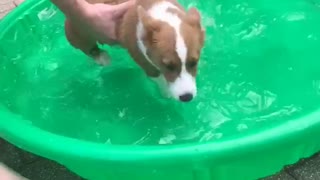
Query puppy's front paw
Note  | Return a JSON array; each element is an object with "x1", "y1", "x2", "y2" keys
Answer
[
  {"x1": 94, "y1": 51, "x2": 110, "y2": 66},
  {"x1": 160, "y1": 88, "x2": 171, "y2": 99},
  {"x1": 151, "y1": 75, "x2": 171, "y2": 99},
  {"x1": 89, "y1": 47, "x2": 111, "y2": 66}
]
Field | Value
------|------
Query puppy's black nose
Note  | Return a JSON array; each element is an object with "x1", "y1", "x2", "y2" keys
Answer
[{"x1": 179, "y1": 93, "x2": 193, "y2": 102}]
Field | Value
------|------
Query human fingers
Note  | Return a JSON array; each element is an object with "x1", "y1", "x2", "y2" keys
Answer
[{"x1": 110, "y1": 0, "x2": 136, "y2": 19}]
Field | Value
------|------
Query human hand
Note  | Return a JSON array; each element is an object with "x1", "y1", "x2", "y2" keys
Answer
[{"x1": 64, "y1": 0, "x2": 135, "y2": 55}]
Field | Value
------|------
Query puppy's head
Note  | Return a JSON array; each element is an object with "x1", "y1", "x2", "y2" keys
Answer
[{"x1": 138, "y1": 5, "x2": 205, "y2": 102}]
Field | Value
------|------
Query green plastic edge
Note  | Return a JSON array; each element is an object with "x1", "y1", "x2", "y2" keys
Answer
[{"x1": 0, "y1": 0, "x2": 320, "y2": 179}]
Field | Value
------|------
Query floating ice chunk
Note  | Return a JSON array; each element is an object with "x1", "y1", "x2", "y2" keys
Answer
[
  {"x1": 118, "y1": 108, "x2": 127, "y2": 118},
  {"x1": 105, "y1": 139, "x2": 112, "y2": 144},
  {"x1": 283, "y1": 12, "x2": 305, "y2": 21},
  {"x1": 203, "y1": 17, "x2": 216, "y2": 28},
  {"x1": 209, "y1": 108, "x2": 231, "y2": 128},
  {"x1": 216, "y1": 4, "x2": 222, "y2": 15},
  {"x1": 237, "y1": 123, "x2": 248, "y2": 132},
  {"x1": 45, "y1": 62, "x2": 58, "y2": 71},
  {"x1": 313, "y1": 80, "x2": 320, "y2": 95},
  {"x1": 159, "y1": 134, "x2": 176, "y2": 145},
  {"x1": 95, "y1": 132, "x2": 101, "y2": 139},
  {"x1": 242, "y1": 24, "x2": 266, "y2": 40},
  {"x1": 37, "y1": 5, "x2": 57, "y2": 21},
  {"x1": 244, "y1": 105, "x2": 301, "y2": 122},
  {"x1": 307, "y1": 34, "x2": 318, "y2": 41},
  {"x1": 199, "y1": 132, "x2": 223, "y2": 142},
  {"x1": 237, "y1": 90, "x2": 277, "y2": 114}
]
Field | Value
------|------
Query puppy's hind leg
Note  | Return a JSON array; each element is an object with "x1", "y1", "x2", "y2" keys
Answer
[{"x1": 64, "y1": 20, "x2": 110, "y2": 66}]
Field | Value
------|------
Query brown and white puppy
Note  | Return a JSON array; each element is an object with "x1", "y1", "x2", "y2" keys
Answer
[{"x1": 84, "y1": 0, "x2": 205, "y2": 102}]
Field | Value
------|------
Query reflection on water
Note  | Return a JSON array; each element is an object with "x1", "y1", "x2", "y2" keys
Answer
[{"x1": 1, "y1": 0, "x2": 320, "y2": 145}]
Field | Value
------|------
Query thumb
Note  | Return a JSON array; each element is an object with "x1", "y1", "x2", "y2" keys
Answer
[{"x1": 111, "y1": 0, "x2": 135, "y2": 19}]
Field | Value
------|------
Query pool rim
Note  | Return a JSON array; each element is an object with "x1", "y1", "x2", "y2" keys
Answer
[{"x1": 0, "y1": 0, "x2": 320, "y2": 164}]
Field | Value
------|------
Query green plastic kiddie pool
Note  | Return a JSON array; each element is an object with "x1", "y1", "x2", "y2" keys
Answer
[{"x1": 1, "y1": 0, "x2": 320, "y2": 179}]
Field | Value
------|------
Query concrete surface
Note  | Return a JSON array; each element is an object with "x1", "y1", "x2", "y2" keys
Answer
[
  {"x1": 0, "y1": 1, "x2": 319, "y2": 180},
  {"x1": 0, "y1": 0, "x2": 15, "y2": 18}
]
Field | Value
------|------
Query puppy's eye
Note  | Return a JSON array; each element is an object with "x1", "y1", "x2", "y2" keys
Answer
[
  {"x1": 187, "y1": 60, "x2": 198, "y2": 68},
  {"x1": 166, "y1": 64, "x2": 176, "y2": 71}
]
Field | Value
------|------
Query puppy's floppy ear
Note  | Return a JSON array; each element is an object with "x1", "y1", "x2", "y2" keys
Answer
[
  {"x1": 186, "y1": 7, "x2": 205, "y2": 45},
  {"x1": 137, "y1": 6, "x2": 161, "y2": 32},
  {"x1": 200, "y1": 28, "x2": 205, "y2": 45},
  {"x1": 186, "y1": 7, "x2": 202, "y2": 27}
]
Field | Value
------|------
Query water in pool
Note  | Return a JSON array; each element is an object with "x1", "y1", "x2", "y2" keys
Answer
[{"x1": 1, "y1": 0, "x2": 320, "y2": 145}]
